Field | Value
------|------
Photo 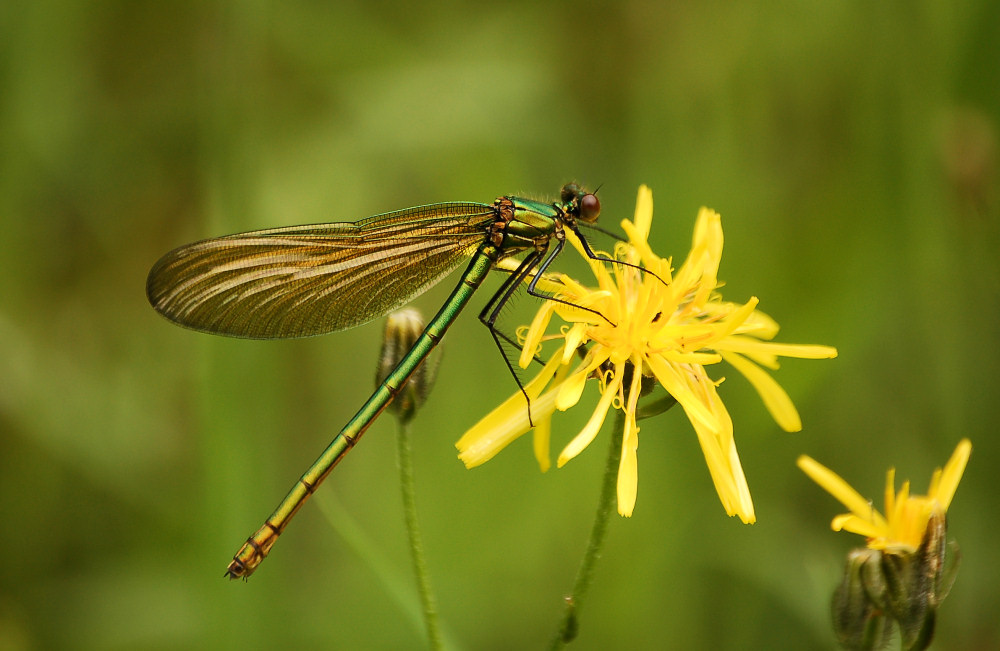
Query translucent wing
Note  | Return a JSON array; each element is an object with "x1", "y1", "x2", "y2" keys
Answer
[{"x1": 146, "y1": 202, "x2": 496, "y2": 339}]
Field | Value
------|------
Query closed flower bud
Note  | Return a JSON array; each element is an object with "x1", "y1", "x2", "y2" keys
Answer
[
  {"x1": 376, "y1": 309, "x2": 437, "y2": 422},
  {"x1": 831, "y1": 549, "x2": 894, "y2": 650}
]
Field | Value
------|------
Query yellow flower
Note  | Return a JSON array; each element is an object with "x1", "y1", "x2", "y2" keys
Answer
[
  {"x1": 798, "y1": 439, "x2": 971, "y2": 552},
  {"x1": 457, "y1": 186, "x2": 837, "y2": 520}
]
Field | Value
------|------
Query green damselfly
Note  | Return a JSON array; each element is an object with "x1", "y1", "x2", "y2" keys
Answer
[{"x1": 147, "y1": 183, "x2": 604, "y2": 579}]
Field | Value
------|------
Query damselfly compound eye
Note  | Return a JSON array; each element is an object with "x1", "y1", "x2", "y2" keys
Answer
[{"x1": 579, "y1": 193, "x2": 600, "y2": 223}]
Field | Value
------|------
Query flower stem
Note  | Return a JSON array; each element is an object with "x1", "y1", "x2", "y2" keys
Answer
[
  {"x1": 396, "y1": 418, "x2": 443, "y2": 650},
  {"x1": 549, "y1": 409, "x2": 625, "y2": 649}
]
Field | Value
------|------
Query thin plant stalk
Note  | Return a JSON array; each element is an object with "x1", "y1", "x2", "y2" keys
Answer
[
  {"x1": 550, "y1": 409, "x2": 625, "y2": 649},
  {"x1": 396, "y1": 417, "x2": 443, "y2": 650}
]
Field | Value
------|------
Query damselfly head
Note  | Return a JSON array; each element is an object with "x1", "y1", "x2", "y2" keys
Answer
[
  {"x1": 560, "y1": 183, "x2": 582, "y2": 203},
  {"x1": 559, "y1": 183, "x2": 601, "y2": 224}
]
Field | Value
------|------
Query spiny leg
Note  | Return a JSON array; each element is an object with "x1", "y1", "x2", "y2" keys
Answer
[
  {"x1": 476, "y1": 227, "x2": 659, "y2": 429},
  {"x1": 523, "y1": 238, "x2": 615, "y2": 325},
  {"x1": 569, "y1": 224, "x2": 670, "y2": 288},
  {"x1": 478, "y1": 249, "x2": 545, "y2": 425},
  {"x1": 478, "y1": 237, "x2": 620, "y2": 425}
]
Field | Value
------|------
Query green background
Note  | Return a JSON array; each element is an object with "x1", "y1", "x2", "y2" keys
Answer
[{"x1": 2, "y1": 2, "x2": 998, "y2": 649}]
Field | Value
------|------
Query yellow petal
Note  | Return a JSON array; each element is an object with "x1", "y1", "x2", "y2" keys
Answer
[
  {"x1": 716, "y1": 336, "x2": 838, "y2": 366},
  {"x1": 621, "y1": 219, "x2": 657, "y2": 269},
  {"x1": 705, "y1": 298, "x2": 759, "y2": 342},
  {"x1": 721, "y1": 351, "x2": 802, "y2": 432},
  {"x1": 797, "y1": 455, "x2": 889, "y2": 530},
  {"x1": 645, "y1": 354, "x2": 720, "y2": 433},
  {"x1": 551, "y1": 274, "x2": 591, "y2": 305},
  {"x1": 456, "y1": 353, "x2": 564, "y2": 466},
  {"x1": 658, "y1": 349, "x2": 724, "y2": 366},
  {"x1": 616, "y1": 368, "x2": 643, "y2": 517},
  {"x1": 832, "y1": 514, "x2": 885, "y2": 539},
  {"x1": 687, "y1": 387, "x2": 755, "y2": 524},
  {"x1": 555, "y1": 354, "x2": 604, "y2": 411},
  {"x1": 617, "y1": 420, "x2": 639, "y2": 517},
  {"x1": 715, "y1": 394, "x2": 755, "y2": 523},
  {"x1": 555, "y1": 369, "x2": 588, "y2": 411},
  {"x1": 689, "y1": 209, "x2": 723, "y2": 306},
  {"x1": 532, "y1": 414, "x2": 552, "y2": 473},
  {"x1": 691, "y1": 419, "x2": 738, "y2": 515},
  {"x1": 884, "y1": 467, "x2": 896, "y2": 517},
  {"x1": 456, "y1": 387, "x2": 559, "y2": 467},
  {"x1": 560, "y1": 332, "x2": 588, "y2": 364},
  {"x1": 563, "y1": 323, "x2": 589, "y2": 356},
  {"x1": 632, "y1": 185, "x2": 653, "y2": 240},
  {"x1": 519, "y1": 303, "x2": 555, "y2": 369},
  {"x1": 558, "y1": 370, "x2": 622, "y2": 466},
  {"x1": 934, "y1": 438, "x2": 971, "y2": 510},
  {"x1": 722, "y1": 305, "x2": 780, "y2": 339}
]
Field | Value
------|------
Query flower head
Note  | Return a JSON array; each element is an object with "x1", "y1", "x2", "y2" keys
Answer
[
  {"x1": 798, "y1": 439, "x2": 971, "y2": 552},
  {"x1": 800, "y1": 441, "x2": 970, "y2": 648},
  {"x1": 456, "y1": 186, "x2": 838, "y2": 520}
]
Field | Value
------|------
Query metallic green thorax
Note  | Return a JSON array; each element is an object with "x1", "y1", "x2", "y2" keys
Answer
[{"x1": 146, "y1": 185, "x2": 598, "y2": 579}]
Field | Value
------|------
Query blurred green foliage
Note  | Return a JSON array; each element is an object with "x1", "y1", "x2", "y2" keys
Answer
[{"x1": 2, "y1": 1, "x2": 998, "y2": 649}]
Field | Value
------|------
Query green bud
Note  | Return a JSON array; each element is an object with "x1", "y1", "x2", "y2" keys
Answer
[
  {"x1": 880, "y1": 511, "x2": 954, "y2": 650},
  {"x1": 830, "y1": 512, "x2": 959, "y2": 651},
  {"x1": 376, "y1": 309, "x2": 437, "y2": 422},
  {"x1": 831, "y1": 548, "x2": 894, "y2": 650}
]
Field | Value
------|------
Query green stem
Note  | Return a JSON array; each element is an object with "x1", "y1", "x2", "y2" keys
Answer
[
  {"x1": 549, "y1": 409, "x2": 625, "y2": 649},
  {"x1": 396, "y1": 418, "x2": 443, "y2": 650}
]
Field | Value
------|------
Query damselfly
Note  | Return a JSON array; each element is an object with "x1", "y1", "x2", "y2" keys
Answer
[{"x1": 147, "y1": 183, "x2": 605, "y2": 579}]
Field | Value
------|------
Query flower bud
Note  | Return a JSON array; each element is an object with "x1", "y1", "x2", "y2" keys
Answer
[
  {"x1": 879, "y1": 511, "x2": 953, "y2": 650},
  {"x1": 376, "y1": 309, "x2": 437, "y2": 422},
  {"x1": 831, "y1": 548, "x2": 893, "y2": 650},
  {"x1": 830, "y1": 512, "x2": 958, "y2": 651}
]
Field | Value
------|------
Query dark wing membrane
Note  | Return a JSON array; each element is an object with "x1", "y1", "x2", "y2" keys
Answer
[{"x1": 146, "y1": 202, "x2": 496, "y2": 339}]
